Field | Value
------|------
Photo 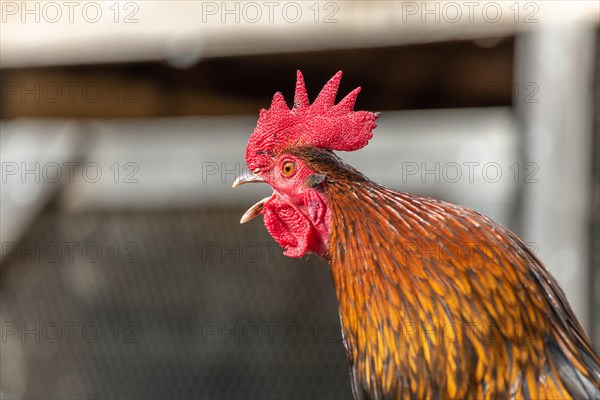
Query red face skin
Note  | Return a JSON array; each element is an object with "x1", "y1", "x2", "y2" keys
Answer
[{"x1": 259, "y1": 153, "x2": 331, "y2": 259}]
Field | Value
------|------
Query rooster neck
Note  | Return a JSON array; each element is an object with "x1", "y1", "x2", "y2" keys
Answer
[
  {"x1": 324, "y1": 178, "x2": 600, "y2": 399},
  {"x1": 325, "y1": 180, "x2": 467, "y2": 397},
  {"x1": 327, "y1": 181, "x2": 435, "y2": 322}
]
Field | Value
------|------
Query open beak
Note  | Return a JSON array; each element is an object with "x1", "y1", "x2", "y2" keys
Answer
[
  {"x1": 233, "y1": 170, "x2": 269, "y2": 224},
  {"x1": 232, "y1": 171, "x2": 265, "y2": 188}
]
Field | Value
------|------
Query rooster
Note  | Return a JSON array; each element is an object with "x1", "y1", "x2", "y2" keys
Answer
[{"x1": 233, "y1": 71, "x2": 600, "y2": 399}]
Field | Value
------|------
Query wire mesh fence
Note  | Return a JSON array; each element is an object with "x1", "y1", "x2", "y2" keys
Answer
[{"x1": 0, "y1": 207, "x2": 353, "y2": 399}]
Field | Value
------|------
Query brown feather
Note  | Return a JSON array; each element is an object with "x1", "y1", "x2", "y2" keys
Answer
[{"x1": 289, "y1": 147, "x2": 600, "y2": 400}]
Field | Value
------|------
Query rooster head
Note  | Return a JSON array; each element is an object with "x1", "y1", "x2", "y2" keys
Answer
[{"x1": 233, "y1": 71, "x2": 379, "y2": 258}]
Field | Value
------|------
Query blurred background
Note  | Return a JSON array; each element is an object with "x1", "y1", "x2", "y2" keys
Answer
[{"x1": 1, "y1": 1, "x2": 599, "y2": 398}]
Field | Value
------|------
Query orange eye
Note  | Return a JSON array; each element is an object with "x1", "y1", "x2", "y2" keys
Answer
[{"x1": 281, "y1": 161, "x2": 296, "y2": 177}]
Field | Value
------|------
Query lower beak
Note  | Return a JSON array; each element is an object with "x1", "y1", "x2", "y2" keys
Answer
[
  {"x1": 240, "y1": 196, "x2": 270, "y2": 224},
  {"x1": 232, "y1": 171, "x2": 265, "y2": 188}
]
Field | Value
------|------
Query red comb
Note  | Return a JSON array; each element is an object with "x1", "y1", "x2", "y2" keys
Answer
[{"x1": 245, "y1": 71, "x2": 378, "y2": 171}]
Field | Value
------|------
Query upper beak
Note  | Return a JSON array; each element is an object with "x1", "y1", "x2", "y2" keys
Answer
[{"x1": 232, "y1": 171, "x2": 266, "y2": 188}]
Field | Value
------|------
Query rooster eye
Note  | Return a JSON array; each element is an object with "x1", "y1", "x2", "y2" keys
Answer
[{"x1": 281, "y1": 161, "x2": 296, "y2": 177}]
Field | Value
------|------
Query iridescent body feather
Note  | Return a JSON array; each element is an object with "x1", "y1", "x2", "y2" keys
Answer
[{"x1": 295, "y1": 147, "x2": 600, "y2": 399}]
